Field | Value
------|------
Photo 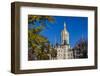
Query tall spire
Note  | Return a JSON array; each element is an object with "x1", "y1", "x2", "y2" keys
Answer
[
  {"x1": 61, "y1": 22, "x2": 69, "y2": 45},
  {"x1": 64, "y1": 22, "x2": 66, "y2": 30},
  {"x1": 55, "y1": 35, "x2": 56, "y2": 45}
]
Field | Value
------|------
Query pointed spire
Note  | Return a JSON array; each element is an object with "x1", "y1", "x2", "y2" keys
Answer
[
  {"x1": 81, "y1": 25, "x2": 84, "y2": 41},
  {"x1": 64, "y1": 22, "x2": 67, "y2": 30},
  {"x1": 64, "y1": 22, "x2": 66, "y2": 28},
  {"x1": 55, "y1": 35, "x2": 56, "y2": 45}
]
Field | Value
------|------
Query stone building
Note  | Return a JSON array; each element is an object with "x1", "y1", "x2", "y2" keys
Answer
[
  {"x1": 54, "y1": 22, "x2": 73, "y2": 59},
  {"x1": 72, "y1": 39, "x2": 88, "y2": 59},
  {"x1": 28, "y1": 22, "x2": 87, "y2": 60}
]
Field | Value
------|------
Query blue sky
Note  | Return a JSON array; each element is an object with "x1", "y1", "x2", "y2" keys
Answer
[{"x1": 29, "y1": 15, "x2": 88, "y2": 48}]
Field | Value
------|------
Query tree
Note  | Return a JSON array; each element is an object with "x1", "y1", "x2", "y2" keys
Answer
[
  {"x1": 50, "y1": 48, "x2": 57, "y2": 59},
  {"x1": 28, "y1": 15, "x2": 55, "y2": 60},
  {"x1": 28, "y1": 15, "x2": 54, "y2": 24}
]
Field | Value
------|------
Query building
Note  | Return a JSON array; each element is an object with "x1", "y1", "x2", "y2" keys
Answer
[
  {"x1": 28, "y1": 22, "x2": 87, "y2": 60},
  {"x1": 54, "y1": 22, "x2": 74, "y2": 59},
  {"x1": 73, "y1": 39, "x2": 88, "y2": 59},
  {"x1": 47, "y1": 22, "x2": 87, "y2": 60}
]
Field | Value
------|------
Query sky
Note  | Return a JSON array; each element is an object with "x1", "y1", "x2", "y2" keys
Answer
[{"x1": 29, "y1": 15, "x2": 88, "y2": 48}]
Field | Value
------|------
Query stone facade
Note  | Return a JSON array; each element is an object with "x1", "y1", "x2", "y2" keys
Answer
[{"x1": 55, "y1": 22, "x2": 73, "y2": 59}]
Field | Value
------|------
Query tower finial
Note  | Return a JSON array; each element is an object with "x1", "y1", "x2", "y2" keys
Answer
[
  {"x1": 64, "y1": 22, "x2": 66, "y2": 28},
  {"x1": 64, "y1": 22, "x2": 66, "y2": 30}
]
